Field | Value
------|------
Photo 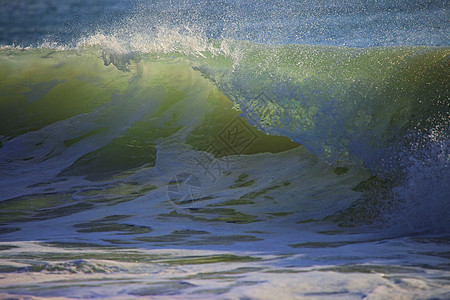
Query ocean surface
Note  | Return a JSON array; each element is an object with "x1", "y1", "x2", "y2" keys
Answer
[{"x1": 0, "y1": 1, "x2": 449, "y2": 299}]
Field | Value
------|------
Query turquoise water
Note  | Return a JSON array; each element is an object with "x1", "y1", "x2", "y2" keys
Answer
[{"x1": 0, "y1": 1, "x2": 449, "y2": 299}]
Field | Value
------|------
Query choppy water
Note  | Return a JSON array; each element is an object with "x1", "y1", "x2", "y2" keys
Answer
[{"x1": 0, "y1": 1, "x2": 449, "y2": 299}]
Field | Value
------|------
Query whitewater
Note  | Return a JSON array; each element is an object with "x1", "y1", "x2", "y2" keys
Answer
[{"x1": 0, "y1": 1, "x2": 449, "y2": 299}]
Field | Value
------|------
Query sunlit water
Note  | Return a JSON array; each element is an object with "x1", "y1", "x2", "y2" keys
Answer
[{"x1": 0, "y1": 1, "x2": 449, "y2": 299}]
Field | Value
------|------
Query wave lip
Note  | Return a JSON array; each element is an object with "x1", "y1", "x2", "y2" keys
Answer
[{"x1": 191, "y1": 42, "x2": 450, "y2": 168}]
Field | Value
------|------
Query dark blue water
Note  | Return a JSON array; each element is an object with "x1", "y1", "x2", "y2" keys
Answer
[
  {"x1": 0, "y1": 0, "x2": 136, "y2": 46},
  {"x1": 1, "y1": 0, "x2": 448, "y2": 47}
]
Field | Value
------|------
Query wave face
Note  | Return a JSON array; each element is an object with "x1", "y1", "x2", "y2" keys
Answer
[
  {"x1": 0, "y1": 42, "x2": 448, "y2": 233},
  {"x1": 1, "y1": 43, "x2": 448, "y2": 169}
]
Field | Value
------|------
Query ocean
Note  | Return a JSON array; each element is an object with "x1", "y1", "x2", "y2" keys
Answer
[{"x1": 0, "y1": 0, "x2": 449, "y2": 299}]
